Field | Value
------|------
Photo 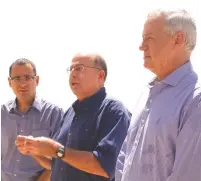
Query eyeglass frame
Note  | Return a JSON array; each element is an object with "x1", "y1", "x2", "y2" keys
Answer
[
  {"x1": 66, "y1": 64, "x2": 102, "y2": 73},
  {"x1": 9, "y1": 75, "x2": 36, "y2": 84}
]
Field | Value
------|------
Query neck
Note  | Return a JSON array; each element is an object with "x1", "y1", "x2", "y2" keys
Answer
[
  {"x1": 77, "y1": 86, "x2": 103, "y2": 101},
  {"x1": 17, "y1": 97, "x2": 35, "y2": 113},
  {"x1": 156, "y1": 54, "x2": 190, "y2": 81}
]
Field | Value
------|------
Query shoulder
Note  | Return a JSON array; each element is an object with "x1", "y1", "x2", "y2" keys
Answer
[
  {"x1": 1, "y1": 100, "x2": 14, "y2": 112},
  {"x1": 184, "y1": 83, "x2": 201, "y2": 110},
  {"x1": 97, "y1": 96, "x2": 131, "y2": 136},
  {"x1": 101, "y1": 96, "x2": 132, "y2": 119},
  {"x1": 39, "y1": 98, "x2": 63, "y2": 112},
  {"x1": 181, "y1": 83, "x2": 201, "y2": 123},
  {"x1": 61, "y1": 106, "x2": 74, "y2": 118}
]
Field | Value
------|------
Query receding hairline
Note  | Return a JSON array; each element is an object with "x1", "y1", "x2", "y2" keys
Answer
[
  {"x1": 9, "y1": 58, "x2": 37, "y2": 76},
  {"x1": 71, "y1": 53, "x2": 108, "y2": 81},
  {"x1": 72, "y1": 53, "x2": 101, "y2": 65}
]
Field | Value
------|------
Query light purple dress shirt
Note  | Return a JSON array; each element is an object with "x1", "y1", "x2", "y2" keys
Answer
[
  {"x1": 116, "y1": 61, "x2": 201, "y2": 181},
  {"x1": 1, "y1": 97, "x2": 64, "y2": 181}
]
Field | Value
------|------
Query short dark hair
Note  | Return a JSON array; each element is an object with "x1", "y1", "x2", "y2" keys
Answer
[
  {"x1": 9, "y1": 58, "x2": 37, "y2": 76},
  {"x1": 93, "y1": 55, "x2": 108, "y2": 81}
]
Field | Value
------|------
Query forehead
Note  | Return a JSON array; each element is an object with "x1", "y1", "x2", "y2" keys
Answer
[
  {"x1": 143, "y1": 16, "x2": 165, "y2": 36},
  {"x1": 71, "y1": 55, "x2": 93, "y2": 65},
  {"x1": 11, "y1": 64, "x2": 34, "y2": 76}
]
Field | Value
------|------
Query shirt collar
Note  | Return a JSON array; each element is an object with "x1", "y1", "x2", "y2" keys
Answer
[
  {"x1": 72, "y1": 87, "x2": 106, "y2": 113},
  {"x1": 8, "y1": 99, "x2": 17, "y2": 112},
  {"x1": 8, "y1": 96, "x2": 42, "y2": 112},
  {"x1": 148, "y1": 77, "x2": 160, "y2": 88},
  {"x1": 31, "y1": 96, "x2": 42, "y2": 111},
  {"x1": 148, "y1": 61, "x2": 193, "y2": 87}
]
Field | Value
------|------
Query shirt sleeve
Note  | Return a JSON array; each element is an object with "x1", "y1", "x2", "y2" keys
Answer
[
  {"x1": 115, "y1": 117, "x2": 139, "y2": 181},
  {"x1": 166, "y1": 96, "x2": 201, "y2": 181},
  {"x1": 115, "y1": 136, "x2": 128, "y2": 181},
  {"x1": 50, "y1": 107, "x2": 64, "y2": 138},
  {"x1": 92, "y1": 100, "x2": 131, "y2": 179}
]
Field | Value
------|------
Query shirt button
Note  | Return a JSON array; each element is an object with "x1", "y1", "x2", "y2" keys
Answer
[
  {"x1": 20, "y1": 129, "x2": 23, "y2": 132},
  {"x1": 14, "y1": 174, "x2": 17, "y2": 176},
  {"x1": 145, "y1": 108, "x2": 149, "y2": 112},
  {"x1": 139, "y1": 126, "x2": 144, "y2": 131},
  {"x1": 134, "y1": 142, "x2": 138, "y2": 147},
  {"x1": 61, "y1": 168, "x2": 63, "y2": 171},
  {"x1": 17, "y1": 160, "x2": 20, "y2": 162},
  {"x1": 136, "y1": 135, "x2": 140, "y2": 141}
]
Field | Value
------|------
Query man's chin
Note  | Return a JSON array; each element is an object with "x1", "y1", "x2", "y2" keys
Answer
[
  {"x1": 71, "y1": 89, "x2": 80, "y2": 96},
  {"x1": 143, "y1": 62, "x2": 151, "y2": 69},
  {"x1": 17, "y1": 94, "x2": 33, "y2": 102},
  {"x1": 19, "y1": 92, "x2": 30, "y2": 97}
]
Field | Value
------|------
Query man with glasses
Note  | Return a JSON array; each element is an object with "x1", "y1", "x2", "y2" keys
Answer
[
  {"x1": 1, "y1": 58, "x2": 64, "y2": 181},
  {"x1": 16, "y1": 53, "x2": 131, "y2": 181}
]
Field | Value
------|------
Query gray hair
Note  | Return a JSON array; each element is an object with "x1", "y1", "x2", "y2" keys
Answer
[
  {"x1": 148, "y1": 9, "x2": 197, "y2": 53},
  {"x1": 92, "y1": 54, "x2": 108, "y2": 81},
  {"x1": 9, "y1": 58, "x2": 37, "y2": 76},
  {"x1": 73, "y1": 53, "x2": 108, "y2": 81}
]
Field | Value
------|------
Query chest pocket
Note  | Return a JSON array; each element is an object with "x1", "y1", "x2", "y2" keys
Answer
[
  {"x1": 31, "y1": 129, "x2": 51, "y2": 137},
  {"x1": 28, "y1": 111, "x2": 52, "y2": 137},
  {"x1": 68, "y1": 112, "x2": 99, "y2": 151}
]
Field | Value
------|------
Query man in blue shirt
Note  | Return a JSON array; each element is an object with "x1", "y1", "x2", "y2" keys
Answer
[
  {"x1": 1, "y1": 58, "x2": 64, "y2": 181},
  {"x1": 115, "y1": 9, "x2": 201, "y2": 181},
  {"x1": 16, "y1": 53, "x2": 131, "y2": 181}
]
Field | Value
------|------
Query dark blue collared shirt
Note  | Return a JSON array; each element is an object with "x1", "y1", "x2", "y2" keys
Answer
[
  {"x1": 1, "y1": 97, "x2": 64, "y2": 181},
  {"x1": 51, "y1": 87, "x2": 131, "y2": 181}
]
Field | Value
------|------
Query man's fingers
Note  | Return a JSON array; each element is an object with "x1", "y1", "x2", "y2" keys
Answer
[
  {"x1": 16, "y1": 135, "x2": 36, "y2": 146},
  {"x1": 18, "y1": 149, "x2": 31, "y2": 155},
  {"x1": 16, "y1": 135, "x2": 27, "y2": 141},
  {"x1": 24, "y1": 141, "x2": 35, "y2": 149},
  {"x1": 16, "y1": 140, "x2": 35, "y2": 152},
  {"x1": 17, "y1": 135, "x2": 35, "y2": 141},
  {"x1": 23, "y1": 136, "x2": 36, "y2": 143},
  {"x1": 17, "y1": 144, "x2": 34, "y2": 155}
]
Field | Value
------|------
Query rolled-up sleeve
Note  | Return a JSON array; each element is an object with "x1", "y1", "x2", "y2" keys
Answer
[
  {"x1": 93, "y1": 101, "x2": 131, "y2": 179},
  {"x1": 166, "y1": 99, "x2": 201, "y2": 181}
]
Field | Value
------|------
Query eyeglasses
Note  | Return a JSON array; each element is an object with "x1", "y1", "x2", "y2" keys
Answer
[
  {"x1": 67, "y1": 64, "x2": 101, "y2": 73},
  {"x1": 10, "y1": 75, "x2": 36, "y2": 84}
]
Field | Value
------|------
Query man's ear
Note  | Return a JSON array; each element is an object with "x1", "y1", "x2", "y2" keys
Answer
[
  {"x1": 174, "y1": 31, "x2": 186, "y2": 47},
  {"x1": 35, "y1": 75, "x2": 39, "y2": 86},
  {"x1": 8, "y1": 77, "x2": 12, "y2": 87},
  {"x1": 99, "y1": 70, "x2": 105, "y2": 82}
]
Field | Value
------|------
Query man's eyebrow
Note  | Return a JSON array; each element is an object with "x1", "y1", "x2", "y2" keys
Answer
[
  {"x1": 142, "y1": 33, "x2": 152, "y2": 38},
  {"x1": 71, "y1": 63, "x2": 85, "y2": 66}
]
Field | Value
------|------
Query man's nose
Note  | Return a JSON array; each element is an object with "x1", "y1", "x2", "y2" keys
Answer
[
  {"x1": 139, "y1": 42, "x2": 148, "y2": 51},
  {"x1": 19, "y1": 82, "x2": 27, "y2": 87}
]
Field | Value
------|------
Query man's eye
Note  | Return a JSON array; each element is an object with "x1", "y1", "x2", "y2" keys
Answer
[
  {"x1": 25, "y1": 76, "x2": 32, "y2": 80},
  {"x1": 143, "y1": 37, "x2": 151, "y2": 41},
  {"x1": 15, "y1": 77, "x2": 20, "y2": 80},
  {"x1": 75, "y1": 67, "x2": 82, "y2": 71}
]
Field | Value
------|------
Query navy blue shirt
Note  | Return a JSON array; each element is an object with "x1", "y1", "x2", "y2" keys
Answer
[{"x1": 51, "y1": 87, "x2": 131, "y2": 181}]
